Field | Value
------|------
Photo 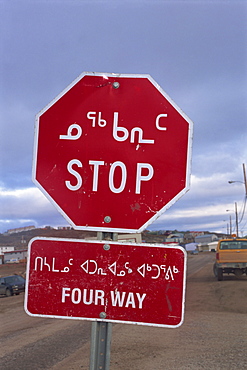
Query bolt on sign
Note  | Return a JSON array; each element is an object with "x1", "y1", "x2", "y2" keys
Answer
[
  {"x1": 25, "y1": 238, "x2": 187, "y2": 328},
  {"x1": 33, "y1": 72, "x2": 193, "y2": 233}
]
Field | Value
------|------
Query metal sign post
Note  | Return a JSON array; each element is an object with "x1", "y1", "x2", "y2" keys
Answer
[
  {"x1": 90, "y1": 232, "x2": 117, "y2": 370},
  {"x1": 90, "y1": 320, "x2": 112, "y2": 370}
]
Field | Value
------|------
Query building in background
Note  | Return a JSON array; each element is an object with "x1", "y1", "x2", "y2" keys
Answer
[{"x1": 3, "y1": 250, "x2": 28, "y2": 264}]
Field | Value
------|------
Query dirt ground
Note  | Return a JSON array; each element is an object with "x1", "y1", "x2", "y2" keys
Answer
[{"x1": 0, "y1": 254, "x2": 246, "y2": 369}]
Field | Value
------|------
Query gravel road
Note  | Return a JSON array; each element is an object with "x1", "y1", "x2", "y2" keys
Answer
[{"x1": 0, "y1": 253, "x2": 246, "y2": 369}]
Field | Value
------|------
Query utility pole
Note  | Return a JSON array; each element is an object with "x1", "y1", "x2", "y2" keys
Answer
[
  {"x1": 243, "y1": 163, "x2": 247, "y2": 197},
  {"x1": 228, "y1": 164, "x2": 247, "y2": 238},
  {"x1": 235, "y1": 202, "x2": 239, "y2": 237}
]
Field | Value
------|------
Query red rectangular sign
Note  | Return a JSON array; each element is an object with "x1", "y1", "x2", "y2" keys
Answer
[{"x1": 25, "y1": 237, "x2": 186, "y2": 328}]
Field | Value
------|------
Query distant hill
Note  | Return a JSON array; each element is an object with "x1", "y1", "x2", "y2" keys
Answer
[
  {"x1": 0, "y1": 228, "x2": 97, "y2": 249},
  {"x1": 0, "y1": 228, "x2": 170, "y2": 249}
]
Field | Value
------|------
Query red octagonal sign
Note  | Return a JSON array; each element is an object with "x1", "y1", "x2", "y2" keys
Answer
[{"x1": 33, "y1": 72, "x2": 193, "y2": 232}]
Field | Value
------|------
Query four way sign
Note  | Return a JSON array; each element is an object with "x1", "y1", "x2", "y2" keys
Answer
[
  {"x1": 33, "y1": 72, "x2": 193, "y2": 232},
  {"x1": 25, "y1": 238, "x2": 186, "y2": 328}
]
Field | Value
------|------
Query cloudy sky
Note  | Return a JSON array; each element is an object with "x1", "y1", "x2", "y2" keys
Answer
[{"x1": 1, "y1": 0, "x2": 246, "y2": 235}]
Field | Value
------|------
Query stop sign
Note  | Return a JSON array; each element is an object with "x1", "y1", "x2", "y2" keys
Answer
[{"x1": 33, "y1": 72, "x2": 193, "y2": 233}]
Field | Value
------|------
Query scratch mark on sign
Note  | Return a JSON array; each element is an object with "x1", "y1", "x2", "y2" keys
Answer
[
  {"x1": 164, "y1": 283, "x2": 179, "y2": 312},
  {"x1": 140, "y1": 203, "x2": 156, "y2": 214}
]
